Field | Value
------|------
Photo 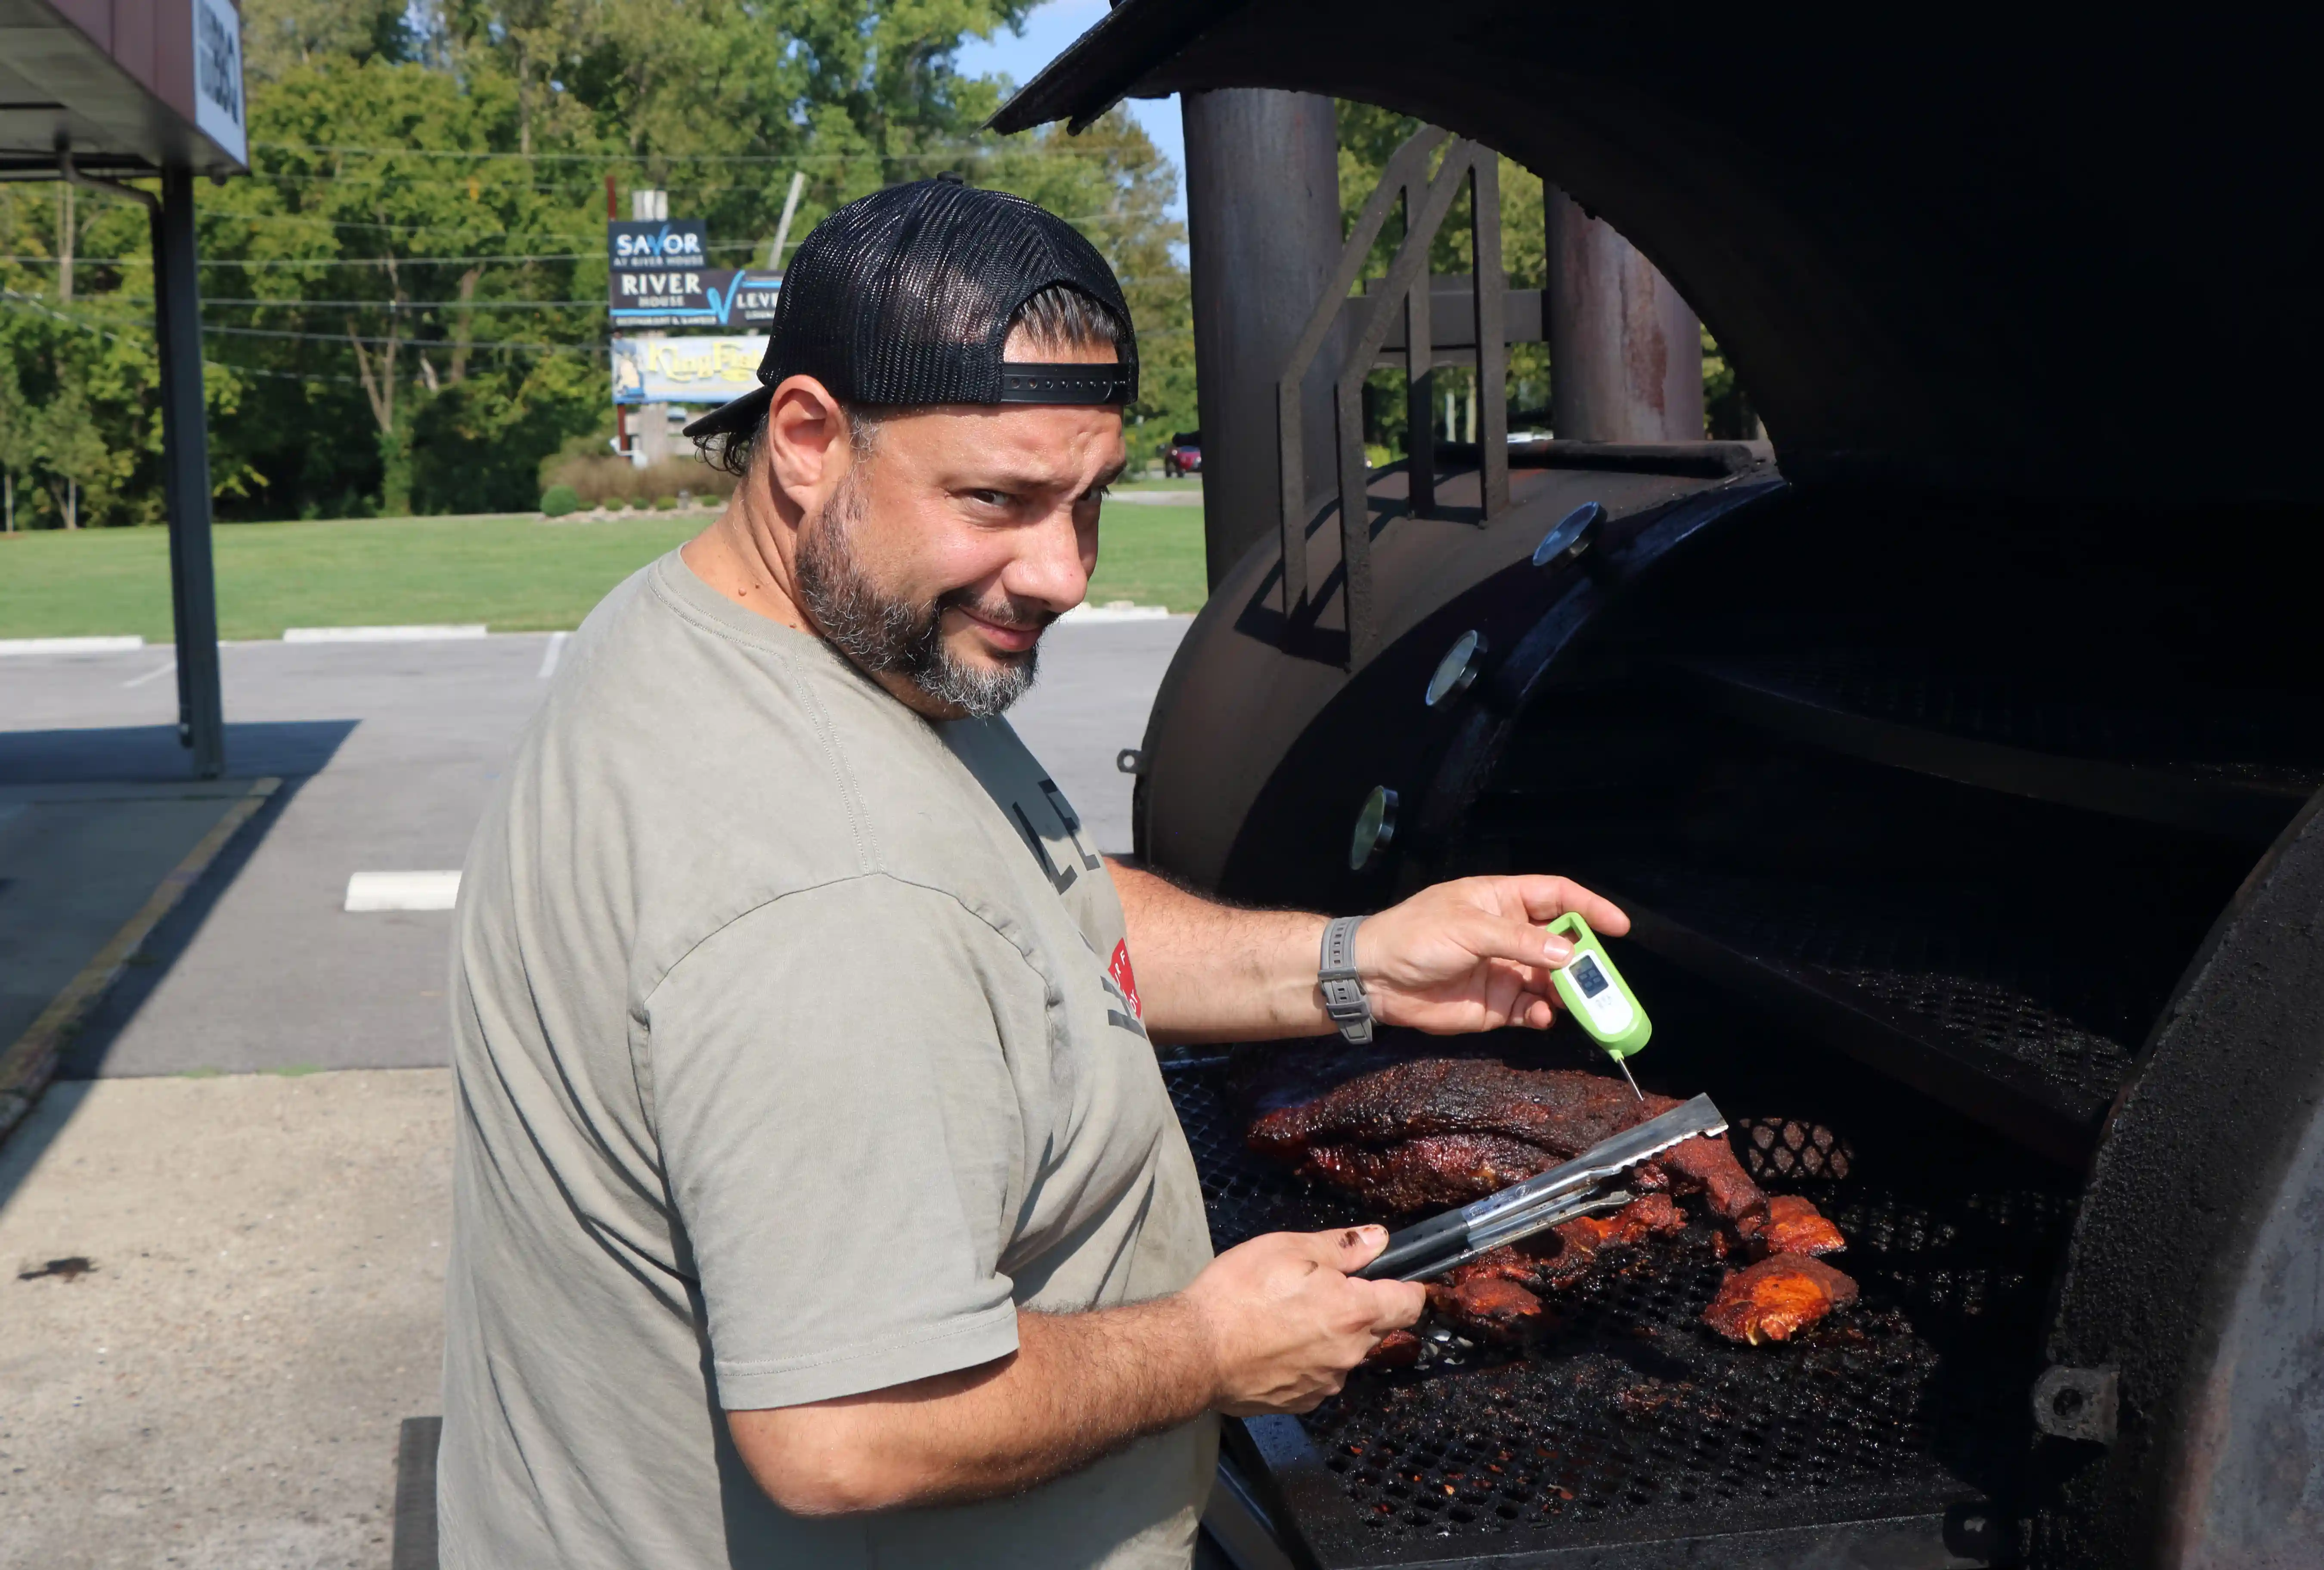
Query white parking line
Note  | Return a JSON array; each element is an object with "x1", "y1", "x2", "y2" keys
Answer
[
  {"x1": 344, "y1": 871, "x2": 463, "y2": 912},
  {"x1": 1060, "y1": 602, "x2": 1175, "y2": 624},
  {"x1": 284, "y1": 625, "x2": 489, "y2": 643},
  {"x1": 123, "y1": 659, "x2": 177, "y2": 688},
  {"x1": 538, "y1": 631, "x2": 569, "y2": 680},
  {"x1": 0, "y1": 635, "x2": 146, "y2": 656}
]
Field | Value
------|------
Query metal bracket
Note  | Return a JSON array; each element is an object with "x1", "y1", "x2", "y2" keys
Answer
[
  {"x1": 1274, "y1": 129, "x2": 1512, "y2": 669},
  {"x1": 2032, "y1": 1364, "x2": 2120, "y2": 1444}
]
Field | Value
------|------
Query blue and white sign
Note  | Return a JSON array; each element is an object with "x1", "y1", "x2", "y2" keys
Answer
[
  {"x1": 608, "y1": 267, "x2": 781, "y2": 330},
  {"x1": 192, "y1": 0, "x2": 247, "y2": 167},
  {"x1": 609, "y1": 220, "x2": 710, "y2": 272}
]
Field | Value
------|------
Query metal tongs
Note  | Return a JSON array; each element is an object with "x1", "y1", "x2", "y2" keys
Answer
[{"x1": 1354, "y1": 1095, "x2": 1728, "y2": 1282}]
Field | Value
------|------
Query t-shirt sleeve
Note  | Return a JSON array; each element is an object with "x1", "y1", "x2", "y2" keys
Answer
[{"x1": 645, "y1": 875, "x2": 1038, "y2": 1410}]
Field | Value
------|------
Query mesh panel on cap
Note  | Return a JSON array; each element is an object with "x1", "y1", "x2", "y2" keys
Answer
[{"x1": 762, "y1": 179, "x2": 1138, "y2": 407}]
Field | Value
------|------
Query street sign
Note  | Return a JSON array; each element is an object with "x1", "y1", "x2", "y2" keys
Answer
[{"x1": 611, "y1": 336, "x2": 770, "y2": 405}]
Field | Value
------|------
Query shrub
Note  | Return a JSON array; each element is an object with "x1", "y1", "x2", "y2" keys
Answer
[
  {"x1": 653, "y1": 494, "x2": 678, "y2": 511},
  {"x1": 540, "y1": 484, "x2": 582, "y2": 517},
  {"x1": 538, "y1": 451, "x2": 737, "y2": 510}
]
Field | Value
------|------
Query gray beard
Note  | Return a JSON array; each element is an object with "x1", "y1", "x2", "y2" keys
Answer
[{"x1": 792, "y1": 470, "x2": 1043, "y2": 718}]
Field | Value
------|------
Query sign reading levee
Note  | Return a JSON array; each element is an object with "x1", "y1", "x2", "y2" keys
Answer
[
  {"x1": 611, "y1": 337, "x2": 770, "y2": 405},
  {"x1": 608, "y1": 268, "x2": 782, "y2": 329}
]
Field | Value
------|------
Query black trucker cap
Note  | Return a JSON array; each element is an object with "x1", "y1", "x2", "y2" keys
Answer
[{"x1": 683, "y1": 178, "x2": 1138, "y2": 443}]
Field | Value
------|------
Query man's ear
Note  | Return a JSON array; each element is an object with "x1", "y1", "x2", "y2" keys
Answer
[{"x1": 762, "y1": 375, "x2": 850, "y2": 520}]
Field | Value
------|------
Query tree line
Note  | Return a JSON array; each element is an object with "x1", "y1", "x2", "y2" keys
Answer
[{"x1": 0, "y1": 0, "x2": 1194, "y2": 527}]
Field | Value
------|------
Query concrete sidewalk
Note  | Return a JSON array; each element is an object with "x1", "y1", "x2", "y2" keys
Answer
[{"x1": 0, "y1": 1070, "x2": 449, "y2": 1570}]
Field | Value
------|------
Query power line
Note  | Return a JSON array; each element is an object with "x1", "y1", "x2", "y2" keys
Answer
[
  {"x1": 198, "y1": 297, "x2": 607, "y2": 310},
  {"x1": 201, "y1": 323, "x2": 604, "y2": 354},
  {"x1": 250, "y1": 143, "x2": 1130, "y2": 164},
  {"x1": 0, "y1": 289, "x2": 363, "y2": 384}
]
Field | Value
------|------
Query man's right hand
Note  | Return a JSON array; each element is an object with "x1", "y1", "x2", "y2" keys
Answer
[{"x1": 1183, "y1": 1226, "x2": 1428, "y2": 1416}]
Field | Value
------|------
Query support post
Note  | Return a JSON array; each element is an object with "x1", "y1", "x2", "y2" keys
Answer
[
  {"x1": 1182, "y1": 89, "x2": 1344, "y2": 590},
  {"x1": 1545, "y1": 189, "x2": 1704, "y2": 442},
  {"x1": 152, "y1": 165, "x2": 225, "y2": 779}
]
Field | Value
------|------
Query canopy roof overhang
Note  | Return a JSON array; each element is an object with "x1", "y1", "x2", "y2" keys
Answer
[
  {"x1": 996, "y1": 0, "x2": 2316, "y2": 508},
  {"x1": 0, "y1": 0, "x2": 246, "y2": 180}
]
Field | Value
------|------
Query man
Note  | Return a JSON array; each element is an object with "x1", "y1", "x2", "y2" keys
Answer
[{"x1": 440, "y1": 180, "x2": 1627, "y2": 1568}]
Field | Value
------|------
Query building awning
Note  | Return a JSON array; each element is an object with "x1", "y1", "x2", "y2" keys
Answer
[{"x1": 0, "y1": 0, "x2": 247, "y2": 179}]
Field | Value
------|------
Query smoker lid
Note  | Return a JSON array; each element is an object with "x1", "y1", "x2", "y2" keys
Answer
[{"x1": 995, "y1": 0, "x2": 2317, "y2": 508}]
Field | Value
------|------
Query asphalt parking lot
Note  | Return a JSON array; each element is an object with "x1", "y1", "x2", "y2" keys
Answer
[{"x1": 0, "y1": 615, "x2": 1188, "y2": 1082}]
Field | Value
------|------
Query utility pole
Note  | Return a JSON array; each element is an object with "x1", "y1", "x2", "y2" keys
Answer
[
  {"x1": 632, "y1": 188, "x2": 672, "y2": 469},
  {"x1": 1544, "y1": 189, "x2": 1704, "y2": 442},
  {"x1": 1182, "y1": 90, "x2": 1346, "y2": 588},
  {"x1": 767, "y1": 171, "x2": 805, "y2": 270}
]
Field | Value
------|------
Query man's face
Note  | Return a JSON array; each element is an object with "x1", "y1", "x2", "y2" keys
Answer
[{"x1": 787, "y1": 335, "x2": 1127, "y2": 719}]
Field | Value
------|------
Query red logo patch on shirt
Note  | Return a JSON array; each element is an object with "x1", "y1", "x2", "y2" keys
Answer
[{"x1": 1108, "y1": 940, "x2": 1143, "y2": 1019}]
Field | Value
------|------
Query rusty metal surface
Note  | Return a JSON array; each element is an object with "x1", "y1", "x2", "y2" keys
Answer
[
  {"x1": 1184, "y1": 88, "x2": 1347, "y2": 588},
  {"x1": 1545, "y1": 188, "x2": 1703, "y2": 444}
]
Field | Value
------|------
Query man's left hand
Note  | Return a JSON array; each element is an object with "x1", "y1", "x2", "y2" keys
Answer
[{"x1": 1352, "y1": 875, "x2": 1630, "y2": 1035}]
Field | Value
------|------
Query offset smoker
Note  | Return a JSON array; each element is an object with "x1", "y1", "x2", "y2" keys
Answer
[{"x1": 999, "y1": 5, "x2": 2324, "y2": 1568}]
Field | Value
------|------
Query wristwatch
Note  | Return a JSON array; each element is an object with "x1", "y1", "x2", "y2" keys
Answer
[{"x1": 1319, "y1": 915, "x2": 1373, "y2": 1044}]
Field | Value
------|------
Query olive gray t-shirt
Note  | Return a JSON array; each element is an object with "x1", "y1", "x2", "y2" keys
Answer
[{"x1": 438, "y1": 551, "x2": 1216, "y2": 1568}]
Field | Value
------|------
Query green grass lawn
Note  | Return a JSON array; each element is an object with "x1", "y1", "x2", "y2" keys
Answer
[{"x1": 0, "y1": 502, "x2": 1208, "y2": 641}]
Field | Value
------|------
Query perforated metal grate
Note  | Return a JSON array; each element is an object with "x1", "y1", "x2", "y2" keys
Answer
[
  {"x1": 1163, "y1": 1058, "x2": 2070, "y2": 1554},
  {"x1": 1599, "y1": 860, "x2": 2156, "y2": 1109}
]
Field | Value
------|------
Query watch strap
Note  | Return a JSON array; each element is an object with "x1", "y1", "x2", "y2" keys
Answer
[{"x1": 1319, "y1": 914, "x2": 1373, "y2": 1045}]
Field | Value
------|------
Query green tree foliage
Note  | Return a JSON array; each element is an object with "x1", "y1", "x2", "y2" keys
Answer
[{"x1": 0, "y1": 0, "x2": 1193, "y2": 525}]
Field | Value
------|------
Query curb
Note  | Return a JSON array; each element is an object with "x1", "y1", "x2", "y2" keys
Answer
[{"x1": 0, "y1": 776, "x2": 282, "y2": 1146}]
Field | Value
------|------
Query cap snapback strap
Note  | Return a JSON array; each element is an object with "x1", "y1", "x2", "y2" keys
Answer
[{"x1": 997, "y1": 364, "x2": 1136, "y2": 404}]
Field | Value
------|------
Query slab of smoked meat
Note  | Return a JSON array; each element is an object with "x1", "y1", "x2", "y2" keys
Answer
[
  {"x1": 1702, "y1": 1256, "x2": 1859, "y2": 1344},
  {"x1": 1741, "y1": 1194, "x2": 1849, "y2": 1259},
  {"x1": 1246, "y1": 1059, "x2": 1766, "y2": 1223}
]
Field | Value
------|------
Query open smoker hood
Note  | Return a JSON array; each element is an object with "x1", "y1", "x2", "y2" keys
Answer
[{"x1": 996, "y1": 0, "x2": 2316, "y2": 509}]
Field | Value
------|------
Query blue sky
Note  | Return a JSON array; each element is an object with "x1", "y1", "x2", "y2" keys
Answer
[{"x1": 954, "y1": 0, "x2": 1188, "y2": 226}]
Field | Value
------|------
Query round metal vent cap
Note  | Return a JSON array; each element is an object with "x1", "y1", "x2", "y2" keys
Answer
[
  {"x1": 1424, "y1": 630, "x2": 1489, "y2": 707},
  {"x1": 1532, "y1": 501, "x2": 1605, "y2": 568},
  {"x1": 1349, "y1": 785, "x2": 1399, "y2": 871}
]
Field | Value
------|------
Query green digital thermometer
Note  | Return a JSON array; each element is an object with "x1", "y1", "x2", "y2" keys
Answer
[{"x1": 1548, "y1": 912, "x2": 1652, "y2": 1098}]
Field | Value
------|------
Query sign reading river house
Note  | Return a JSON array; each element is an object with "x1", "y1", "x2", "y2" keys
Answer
[{"x1": 608, "y1": 219, "x2": 781, "y2": 330}]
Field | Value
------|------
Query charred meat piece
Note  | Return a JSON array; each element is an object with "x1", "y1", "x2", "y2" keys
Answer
[
  {"x1": 1425, "y1": 1195, "x2": 1686, "y2": 1340},
  {"x1": 1427, "y1": 1275, "x2": 1548, "y2": 1341},
  {"x1": 1702, "y1": 1256, "x2": 1859, "y2": 1343},
  {"x1": 1740, "y1": 1193, "x2": 1849, "y2": 1258},
  {"x1": 1363, "y1": 1328, "x2": 1425, "y2": 1368},
  {"x1": 1246, "y1": 1060, "x2": 1767, "y2": 1223}
]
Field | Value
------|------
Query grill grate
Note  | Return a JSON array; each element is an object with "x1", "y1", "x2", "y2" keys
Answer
[
  {"x1": 1599, "y1": 859, "x2": 2155, "y2": 1111},
  {"x1": 1164, "y1": 1057, "x2": 2070, "y2": 1558}
]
